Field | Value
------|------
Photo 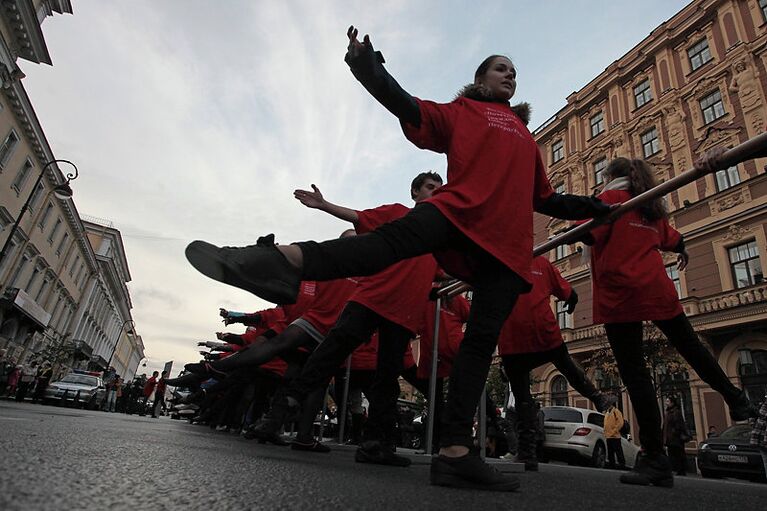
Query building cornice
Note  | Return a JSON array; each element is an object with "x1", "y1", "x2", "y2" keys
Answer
[{"x1": 2, "y1": 0, "x2": 52, "y2": 64}]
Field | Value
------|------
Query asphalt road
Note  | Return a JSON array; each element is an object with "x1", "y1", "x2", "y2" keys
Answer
[{"x1": 0, "y1": 401, "x2": 764, "y2": 510}]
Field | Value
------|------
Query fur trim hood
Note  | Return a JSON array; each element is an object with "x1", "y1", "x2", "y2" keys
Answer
[{"x1": 455, "y1": 83, "x2": 531, "y2": 126}]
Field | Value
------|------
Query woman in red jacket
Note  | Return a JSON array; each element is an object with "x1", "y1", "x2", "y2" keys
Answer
[
  {"x1": 185, "y1": 27, "x2": 611, "y2": 492},
  {"x1": 584, "y1": 157, "x2": 755, "y2": 489}
]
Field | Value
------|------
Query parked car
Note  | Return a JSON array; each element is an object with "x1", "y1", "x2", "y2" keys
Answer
[
  {"x1": 43, "y1": 370, "x2": 106, "y2": 410},
  {"x1": 541, "y1": 406, "x2": 640, "y2": 468},
  {"x1": 697, "y1": 424, "x2": 766, "y2": 482}
]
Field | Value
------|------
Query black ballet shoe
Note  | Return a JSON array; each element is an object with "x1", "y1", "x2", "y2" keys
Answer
[{"x1": 291, "y1": 440, "x2": 331, "y2": 453}]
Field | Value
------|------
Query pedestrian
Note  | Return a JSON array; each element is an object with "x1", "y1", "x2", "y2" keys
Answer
[
  {"x1": 32, "y1": 362, "x2": 52, "y2": 403},
  {"x1": 152, "y1": 372, "x2": 167, "y2": 418},
  {"x1": 497, "y1": 255, "x2": 609, "y2": 471},
  {"x1": 6, "y1": 363, "x2": 21, "y2": 397},
  {"x1": 140, "y1": 371, "x2": 158, "y2": 416},
  {"x1": 113, "y1": 377, "x2": 123, "y2": 412},
  {"x1": 106, "y1": 375, "x2": 121, "y2": 412},
  {"x1": 185, "y1": 28, "x2": 611, "y2": 491},
  {"x1": 749, "y1": 392, "x2": 767, "y2": 478},
  {"x1": 663, "y1": 395, "x2": 690, "y2": 476},
  {"x1": 578, "y1": 156, "x2": 757, "y2": 488},
  {"x1": 15, "y1": 361, "x2": 37, "y2": 402},
  {"x1": 0, "y1": 350, "x2": 12, "y2": 396},
  {"x1": 707, "y1": 425, "x2": 718, "y2": 438},
  {"x1": 604, "y1": 398, "x2": 626, "y2": 470}
]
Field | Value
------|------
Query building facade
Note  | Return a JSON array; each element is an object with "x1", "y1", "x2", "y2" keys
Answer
[
  {"x1": 532, "y1": 0, "x2": 767, "y2": 448},
  {"x1": 0, "y1": 2, "x2": 144, "y2": 381}
]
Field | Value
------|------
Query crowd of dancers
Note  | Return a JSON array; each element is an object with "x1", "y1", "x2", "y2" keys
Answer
[{"x1": 174, "y1": 26, "x2": 762, "y2": 492}]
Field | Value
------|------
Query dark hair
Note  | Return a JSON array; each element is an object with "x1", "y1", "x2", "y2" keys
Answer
[
  {"x1": 604, "y1": 157, "x2": 667, "y2": 221},
  {"x1": 474, "y1": 54, "x2": 512, "y2": 80},
  {"x1": 665, "y1": 395, "x2": 679, "y2": 407},
  {"x1": 410, "y1": 171, "x2": 443, "y2": 195}
]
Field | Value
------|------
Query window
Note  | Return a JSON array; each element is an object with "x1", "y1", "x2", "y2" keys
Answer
[
  {"x1": 715, "y1": 165, "x2": 740, "y2": 192},
  {"x1": 39, "y1": 202, "x2": 53, "y2": 229},
  {"x1": 9, "y1": 253, "x2": 30, "y2": 288},
  {"x1": 551, "y1": 375, "x2": 569, "y2": 406},
  {"x1": 74, "y1": 263, "x2": 85, "y2": 286},
  {"x1": 552, "y1": 139, "x2": 564, "y2": 163},
  {"x1": 555, "y1": 243, "x2": 570, "y2": 261},
  {"x1": 48, "y1": 218, "x2": 62, "y2": 244},
  {"x1": 594, "y1": 157, "x2": 607, "y2": 185},
  {"x1": 28, "y1": 183, "x2": 44, "y2": 211},
  {"x1": 36, "y1": 275, "x2": 51, "y2": 302},
  {"x1": 0, "y1": 130, "x2": 19, "y2": 169},
  {"x1": 11, "y1": 158, "x2": 34, "y2": 193},
  {"x1": 590, "y1": 111, "x2": 605, "y2": 138},
  {"x1": 687, "y1": 38, "x2": 712, "y2": 71},
  {"x1": 760, "y1": 0, "x2": 767, "y2": 21},
  {"x1": 700, "y1": 90, "x2": 726, "y2": 124},
  {"x1": 587, "y1": 413, "x2": 605, "y2": 428},
  {"x1": 728, "y1": 240, "x2": 763, "y2": 289},
  {"x1": 634, "y1": 79, "x2": 652, "y2": 108},
  {"x1": 556, "y1": 300, "x2": 573, "y2": 329},
  {"x1": 666, "y1": 264, "x2": 681, "y2": 297},
  {"x1": 641, "y1": 128, "x2": 660, "y2": 157},
  {"x1": 554, "y1": 182, "x2": 566, "y2": 194},
  {"x1": 69, "y1": 254, "x2": 80, "y2": 277},
  {"x1": 56, "y1": 231, "x2": 69, "y2": 255},
  {"x1": 738, "y1": 349, "x2": 767, "y2": 403},
  {"x1": 25, "y1": 264, "x2": 42, "y2": 294}
]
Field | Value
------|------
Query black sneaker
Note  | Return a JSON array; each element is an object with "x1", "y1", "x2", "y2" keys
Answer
[
  {"x1": 620, "y1": 452, "x2": 673, "y2": 488},
  {"x1": 430, "y1": 449, "x2": 520, "y2": 491},
  {"x1": 729, "y1": 392, "x2": 758, "y2": 421},
  {"x1": 185, "y1": 240, "x2": 300, "y2": 304},
  {"x1": 291, "y1": 439, "x2": 331, "y2": 453},
  {"x1": 514, "y1": 455, "x2": 538, "y2": 472},
  {"x1": 355, "y1": 441, "x2": 411, "y2": 467}
]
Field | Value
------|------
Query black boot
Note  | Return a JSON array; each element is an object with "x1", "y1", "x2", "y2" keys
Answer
[
  {"x1": 430, "y1": 448, "x2": 520, "y2": 491},
  {"x1": 514, "y1": 403, "x2": 539, "y2": 471},
  {"x1": 185, "y1": 237, "x2": 301, "y2": 304},
  {"x1": 355, "y1": 440, "x2": 411, "y2": 467},
  {"x1": 620, "y1": 451, "x2": 673, "y2": 488},
  {"x1": 250, "y1": 394, "x2": 300, "y2": 444}
]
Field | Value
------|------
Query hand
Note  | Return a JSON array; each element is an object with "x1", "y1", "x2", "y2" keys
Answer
[
  {"x1": 197, "y1": 342, "x2": 207, "y2": 347},
  {"x1": 216, "y1": 332, "x2": 225, "y2": 340},
  {"x1": 294, "y1": 185, "x2": 325, "y2": 209},
  {"x1": 694, "y1": 146, "x2": 727, "y2": 173},
  {"x1": 219, "y1": 308, "x2": 228, "y2": 318},
  {"x1": 677, "y1": 251, "x2": 689, "y2": 271},
  {"x1": 565, "y1": 290, "x2": 579, "y2": 315},
  {"x1": 346, "y1": 26, "x2": 372, "y2": 62}
]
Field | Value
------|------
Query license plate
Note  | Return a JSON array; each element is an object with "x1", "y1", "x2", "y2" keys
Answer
[
  {"x1": 717, "y1": 454, "x2": 748, "y2": 463},
  {"x1": 544, "y1": 427, "x2": 562, "y2": 435}
]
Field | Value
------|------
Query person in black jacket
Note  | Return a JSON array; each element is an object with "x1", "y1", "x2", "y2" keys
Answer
[{"x1": 663, "y1": 395, "x2": 690, "y2": 476}]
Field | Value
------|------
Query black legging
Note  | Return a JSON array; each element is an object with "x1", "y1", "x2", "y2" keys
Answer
[
  {"x1": 605, "y1": 313, "x2": 742, "y2": 453},
  {"x1": 211, "y1": 325, "x2": 317, "y2": 373},
  {"x1": 296, "y1": 203, "x2": 526, "y2": 447},
  {"x1": 502, "y1": 343, "x2": 600, "y2": 408}
]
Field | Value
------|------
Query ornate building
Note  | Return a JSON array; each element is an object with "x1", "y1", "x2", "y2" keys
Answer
[{"x1": 531, "y1": 0, "x2": 767, "y2": 446}]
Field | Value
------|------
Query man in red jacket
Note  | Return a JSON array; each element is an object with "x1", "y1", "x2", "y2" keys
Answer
[
  {"x1": 151, "y1": 371, "x2": 168, "y2": 418},
  {"x1": 252, "y1": 172, "x2": 442, "y2": 467},
  {"x1": 139, "y1": 371, "x2": 158, "y2": 416}
]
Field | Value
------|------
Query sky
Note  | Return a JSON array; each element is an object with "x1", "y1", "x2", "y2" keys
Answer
[{"x1": 19, "y1": 0, "x2": 691, "y2": 376}]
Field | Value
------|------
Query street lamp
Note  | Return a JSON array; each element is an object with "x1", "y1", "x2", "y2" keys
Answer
[
  {"x1": 0, "y1": 159, "x2": 79, "y2": 271},
  {"x1": 106, "y1": 319, "x2": 135, "y2": 371}
]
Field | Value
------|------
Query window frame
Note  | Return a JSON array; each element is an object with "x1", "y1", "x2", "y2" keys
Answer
[
  {"x1": 0, "y1": 129, "x2": 19, "y2": 169},
  {"x1": 633, "y1": 79, "x2": 652, "y2": 108},
  {"x1": 687, "y1": 38, "x2": 713, "y2": 71},
  {"x1": 594, "y1": 157, "x2": 607, "y2": 186},
  {"x1": 700, "y1": 89, "x2": 726, "y2": 125},
  {"x1": 641, "y1": 127, "x2": 661, "y2": 158},
  {"x1": 11, "y1": 158, "x2": 34, "y2": 194},
  {"x1": 728, "y1": 240, "x2": 764, "y2": 289},
  {"x1": 552, "y1": 139, "x2": 564, "y2": 164},
  {"x1": 715, "y1": 165, "x2": 741, "y2": 192},
  {"x1": 556, "y1": 300, "x2": 573, "y2": 330},
  {"x1": 590, "y1": 111, "x2": 605, "y2": 138},
  {"x1": 665, "y1": 263, "x2": 682, "y2": 297}
]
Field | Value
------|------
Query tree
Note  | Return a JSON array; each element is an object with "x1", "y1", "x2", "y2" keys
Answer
[{"x1": 582, "y1": 324, "x2": 687, "y2": 398}]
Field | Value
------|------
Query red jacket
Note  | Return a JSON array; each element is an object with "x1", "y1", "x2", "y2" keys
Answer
[
  {"x1": 587, "y1": 189, "x2": 683, "y2": 323},
  {"x1": 352, "y1": 204, "x2": 439, "y2": 334},
  {"x1": 416, "y1": 294, "x2": 470, "y2": 379},
  {"x1": 498, "y1": 256, "x2": 571, "y2": 355},
  {"x1": 143, "y1": 376, "x2": 157, "y2": 397},
  {"x1": 402, "y1": 97, "x2": 554, "y2": 285},
  {"x1": 300, "y1": 278, "x2": 358, "y2": 337}
]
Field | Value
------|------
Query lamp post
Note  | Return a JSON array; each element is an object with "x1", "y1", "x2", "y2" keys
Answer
[
  {"x1": 106, "y1": 319, "x2": 135, "y2": 372},
  {"x1": 0, "y1": 159, "x2": 79, "y2": 272}
]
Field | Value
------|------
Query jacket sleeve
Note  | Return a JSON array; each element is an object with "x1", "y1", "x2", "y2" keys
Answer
[
  {"x1": 536, "y1": 193, "x2": 612, "y2": 220},
  {"x1": 346, "y1": 45, "x2": 420, "y2": 126},
  {"x1": 658, "y1": 218, "x2": 684, "y2": 252},
  {"x1": 548, "y1": 260, "x2": 573, "y2": 301}
]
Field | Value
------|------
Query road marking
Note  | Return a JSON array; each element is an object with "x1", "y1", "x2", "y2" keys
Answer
[{"x1": 0, "y1": 416, "x2": 30, "y2": 421}]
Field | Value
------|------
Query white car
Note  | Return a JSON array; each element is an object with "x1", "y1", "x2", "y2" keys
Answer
[{"x1": 541, "y1": 406, "x2": 640, "y2": 468}]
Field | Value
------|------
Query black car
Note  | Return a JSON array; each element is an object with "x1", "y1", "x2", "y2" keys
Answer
[{"x1": 697, "y1": 424, "x2": 766, "y2": 482}]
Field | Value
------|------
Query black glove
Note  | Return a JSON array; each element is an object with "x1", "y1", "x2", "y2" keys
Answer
[
  {"x1": 588, "y1": 197, "x2": 613, "y2": 217},
  {"x1": 565, "y1": 289, "x2": 579, "y2": 315}
]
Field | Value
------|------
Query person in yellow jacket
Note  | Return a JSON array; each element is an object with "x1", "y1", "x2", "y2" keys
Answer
[{"x1": 604, "y1": 397, "x2": 626, "y2": 470}]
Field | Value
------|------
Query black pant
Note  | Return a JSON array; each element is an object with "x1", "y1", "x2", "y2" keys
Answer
[
  {"x1": 288, "y1": 301, "x2": 413, "y2": 444},
  {"x1": 297, "y1": 203, "x2": 525, "y2": 447},
  {"x1": 606, "y1": 438, "x2": 625, "y2": 468},
  {"x1": 212, "y1": 324, "x2": 317, "y2": 373},
  {"x1": 502, "y1": 343, "x2": 600, "y2": 408},
  {"x1": 605, "y1": 313, "x2": 742, "y2": 454},
  {"x1": 152, "y1": 394, "x2": 165, "y2": 417},
  {"x1": 667, "y1": 444, "x2": 687, "y2": 475}
]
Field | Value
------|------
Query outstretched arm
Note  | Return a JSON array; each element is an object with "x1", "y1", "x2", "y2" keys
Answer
[
  {"x1": 536, "y1": 193, "x2": 614, "y2": 220},
  {"x1": 345, "y1": 26, "x2": 420, "y2": 127},
  {"x1": 294, "y1": 184, "x2": 359, "y2": 223}
]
